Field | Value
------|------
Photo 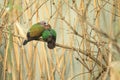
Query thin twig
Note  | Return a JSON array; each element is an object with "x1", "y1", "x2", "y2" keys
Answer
[
  {"x1": 0, "y1": 0, "x2": 7, "y2": 18},
  {"x1": 29, "y1": 0, "x2": 49, "y2": 21},
  {"x1": 6, "y1": 0, "x2": 37, "y2": 26},
  {"x1": 71, "y1": 70, "x2": 99, "y2": 80}
]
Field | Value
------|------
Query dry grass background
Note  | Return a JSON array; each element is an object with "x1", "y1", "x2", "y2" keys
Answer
[{"x1": 0, "y1": 0, "x2": 120, "y2": 80}]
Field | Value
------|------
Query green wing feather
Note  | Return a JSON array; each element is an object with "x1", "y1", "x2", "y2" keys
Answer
[
  {"x1": 42, "y1": 30, "x2": 50, "y2": 41},
  {"x1": 28, "y1": 23, "x2": 45, "y2": 37},
  {"x1": 42, "y1": 29, "x2": 56, "y2": 41},
  {"x1": 49, "y1": 29, "x2": 56, "y2": 37}
]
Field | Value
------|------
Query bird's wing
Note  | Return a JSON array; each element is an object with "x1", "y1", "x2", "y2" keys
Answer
[
  {"x1": 50, "y1": 29, "x2": 56, "y2": 37},
  {"x1": 28, "y1": 23, "x2": 45, "y2": 37},
  {"x1": 42, "y1": 30, "x2": 50, "y2": 41},
  {"x1": 42, "y1": 29, "x2": 56, "y2": 41}
]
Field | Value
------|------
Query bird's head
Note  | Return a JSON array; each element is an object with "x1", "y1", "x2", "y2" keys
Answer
[{"x1": 39, "y1": 21, "x2": 51, "y2": 30}]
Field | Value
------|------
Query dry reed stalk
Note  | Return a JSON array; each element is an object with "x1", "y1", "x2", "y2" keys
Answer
[
  {"x1": 11, "y1": 53, "x2": 16, "y2": 80},
  {"x1": 66, "y1": 0, "x2": 75, "y2": 78},
  {"x1": 12, "y1": 27, "x2": 19, "y2": 80},
  {"x1": 20, "y1": 47, "x2": 25, "y2": 80},
  {"x1": 57, "y1": 1, "x2": 66, "y2": 80},
  {"x1": 3, "y1": 35, "x2": 9, "y2": 80},
  {"x1": 0, "y1": 28, "x2": 3, "y2": 46},
  {"x1": 24, "y1": 1, "x2": 34, "y2": 80},
  {"x1": 84, "y1": 5, "x2": 93, "y2": 80},
  {"x1": 13, "y1": 26, "x2": 19, "y2": 74},
  {"x1": 37, "y1": 48, "x2": 43, "y2": 80},
  {"x1": 55, "y1": 49, "x2": 65, "y2": 80},
  {"x1": 61, "y1": 52, "x2": 69, "y2": 80},
  {"x1": 0, "y1": 0, "x2": 7, "y2": 18},
  {"x1": 42, "y1": 42, "x2": 50, "y2": 80},
  {"x1": 79, "y1": 0, "x2": 86, "y2": 80},
  {"x1": 93, "y1": 0, "x2": 102, "y2": 79},
  {"x1": 11, "y1": 1, "x2": 23, "y2": 78},
  {"x1": 108, "y1": 1, "x2": 118, "y2": 80},
  {"x1": 31, "y1": 46, "x2": 37, "y2": 80},
  {"x1": 48, "y1": 50, "x2": 54, "y2": 80}
]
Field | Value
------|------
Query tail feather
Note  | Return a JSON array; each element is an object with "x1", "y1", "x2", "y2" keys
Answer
[
  {"x1": 23, "y1": 40, "x2": 28, "y2": 45},
  {"x1": 23, "y1": 32, "x2": 30, "y2": 45}
]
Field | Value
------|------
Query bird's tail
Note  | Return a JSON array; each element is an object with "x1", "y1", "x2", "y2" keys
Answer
[
  {"x1": 47, "y1": 39, "x2": 55, "y2": 49},
  {"x1": 23, "y1": 40, "x2": 29, "y2": 45}
]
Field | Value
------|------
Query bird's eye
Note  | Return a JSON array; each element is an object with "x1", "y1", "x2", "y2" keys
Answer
[{"x1": 45, "y1": 23, "x2": 48, "y2": 25}]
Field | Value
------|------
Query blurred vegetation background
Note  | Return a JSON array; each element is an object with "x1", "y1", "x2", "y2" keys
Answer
[{"x1": 0, "y1": 0, "x2": 120, "y2": 80}]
